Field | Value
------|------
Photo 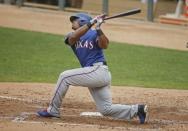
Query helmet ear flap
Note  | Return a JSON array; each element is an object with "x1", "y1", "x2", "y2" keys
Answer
[
  {"x1": 76, "y1": 17, "x2": 88, "y2": 26},
  {"x1": 77, "y1": 19, "x2": 85, "y2": 26}
]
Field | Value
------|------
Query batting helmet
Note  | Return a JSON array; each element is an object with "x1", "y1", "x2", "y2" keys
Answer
[{"x1": 70, "y1": 13, "x2": 92, "y2": 26}]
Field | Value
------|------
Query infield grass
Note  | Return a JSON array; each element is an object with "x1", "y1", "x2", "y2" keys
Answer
[{"x1": 0, "y1": 27, "x2": 188, "y2": 89}]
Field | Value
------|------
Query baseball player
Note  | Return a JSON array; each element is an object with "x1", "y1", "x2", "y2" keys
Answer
[{"x1": 37, "y1": 13, "x2": 148, "y2": 124}]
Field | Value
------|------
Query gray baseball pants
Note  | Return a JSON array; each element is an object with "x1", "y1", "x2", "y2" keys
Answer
[{"x1": 47, "y1": 64, "x2": 138, "y2": 120}]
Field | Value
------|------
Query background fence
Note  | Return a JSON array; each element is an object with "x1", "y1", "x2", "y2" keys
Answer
[{"x1": 0, "y1": 0, "x2": 183, "y2": 21}]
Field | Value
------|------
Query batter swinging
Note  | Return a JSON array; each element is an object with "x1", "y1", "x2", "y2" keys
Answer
[{"x1": 37, "y1": 13, "x2": 148, "y2": 124}]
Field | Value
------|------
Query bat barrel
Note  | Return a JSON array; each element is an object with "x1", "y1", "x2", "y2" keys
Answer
[{"x1": 104, "y1": 8, "x2": 141, "y2": 20}]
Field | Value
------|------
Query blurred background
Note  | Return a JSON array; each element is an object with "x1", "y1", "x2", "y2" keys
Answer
[{"x1": 1, "y1": 0, "x2": 188, "y2": 24}]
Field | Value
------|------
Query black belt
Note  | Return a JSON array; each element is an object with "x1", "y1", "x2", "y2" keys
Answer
[
  {"x1": 103, "y1": 61, "x2": 107, "y2": 65},
  {"x1": 92, "y1": 61, "x2": 107, "y2": 66}
]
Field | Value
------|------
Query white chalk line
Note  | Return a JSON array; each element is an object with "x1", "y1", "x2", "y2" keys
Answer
[
  {"x1": 0, "y1": 95, "x2": 68, "y2": 110},
  {"x1": 0, "y1": 116, "x2": 15, "y2": 120},
  {"x1": 0, "y1": 95, "x2": 47, "y2": 104}
]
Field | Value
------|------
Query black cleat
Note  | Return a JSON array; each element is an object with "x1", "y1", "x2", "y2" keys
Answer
[{"x1": 137, "y1": 105, "x2": 148, "y2": 124}]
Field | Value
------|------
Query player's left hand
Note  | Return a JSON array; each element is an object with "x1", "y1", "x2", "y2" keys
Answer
[
  {"x1": 95, "y1": 20, "x2": 104, "y2": 30},
  {"x1": 95, "y1": 14, "x2": 106, "y2": 30},
  {"x1": 90, "y1": 14, "x2": 106, "y2": 25}
]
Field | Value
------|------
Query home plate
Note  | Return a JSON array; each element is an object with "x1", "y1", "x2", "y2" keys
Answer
[{"x1": 80, "y1": 112, "x2": 103, "y2": 117}]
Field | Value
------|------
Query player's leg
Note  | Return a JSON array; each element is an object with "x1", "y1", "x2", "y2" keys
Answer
[
  {"x1": 88, "y1": 84, "x2": 148, "y2": 123},
  {"x1": 88, "y1": 85, "x2": 138, "y2": 120},
  {"x1": 38, "y1": 65, "x2": 110, "y2": 117}
]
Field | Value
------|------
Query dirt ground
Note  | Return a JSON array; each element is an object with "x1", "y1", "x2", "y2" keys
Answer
[
  {"x1": 0, "y1": 83, "x2": 188, "y2": 131},
  {"x1": 0, "y1": 4, "x2": 188, "y2": 51}
]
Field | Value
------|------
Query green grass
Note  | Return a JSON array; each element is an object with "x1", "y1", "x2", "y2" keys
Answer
[
  {"x1": 0, "y1": 27, "x2": 188, "y2": 89},
  {"x1": 106, "y1": 43, "x2": 188, "y2": 89}
]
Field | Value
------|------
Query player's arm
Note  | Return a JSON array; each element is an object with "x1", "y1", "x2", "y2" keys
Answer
[
  {"x1": 96, "y1": 29, "x2": 109, "y2": 49},
  {"x1": 68, "y1": 24, "x2": 92, "y2": 46}
]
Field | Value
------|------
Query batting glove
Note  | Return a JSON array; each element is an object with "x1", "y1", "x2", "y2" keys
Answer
[
  {"x1": 90, "y1": 14, "x2": 106, "y2": 25},
  {"x1": 95, "y1": 17, "x2": 105, "y2": 30}
]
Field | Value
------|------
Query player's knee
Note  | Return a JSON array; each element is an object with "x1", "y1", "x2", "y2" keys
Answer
[
  {"x1": 59, "y1": 70, "x2": 73, "y2": 85},
  {"x1": 98, "y1": 105, "x2": 112, "y2": 116},
  {"x1": 59, "y1": 71, "x2": 69, "y2": 79},
  {"x1": 59, "y1": 72, "x2": 65, "y2": 79}
]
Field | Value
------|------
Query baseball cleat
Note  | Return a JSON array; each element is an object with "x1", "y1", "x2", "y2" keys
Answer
[
  {"x1": 37, "y1": 109, "x2": 60, "y2": 118},
  {"x1": 137, "y1": 105, "x2": 148, "y2": 124}
]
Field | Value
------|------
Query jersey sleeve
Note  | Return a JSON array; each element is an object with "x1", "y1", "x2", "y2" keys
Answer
[{"x1": 64, "y1": 32, "x2": 73, "y2": 45}]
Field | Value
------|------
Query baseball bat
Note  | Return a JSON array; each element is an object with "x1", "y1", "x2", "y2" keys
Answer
[{"x1": 104, "y1": 8, "x2": 141, "y2": 20}]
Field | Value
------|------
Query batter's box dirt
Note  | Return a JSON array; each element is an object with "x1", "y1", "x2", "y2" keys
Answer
[
  {"x1": 0, "y1": 83, "x2": 188, "y2": 130},
  {"x1": 1, "y1": 97, "x2": 188, "y2": 130},
  {"x1": 10, "y1": 111, "x2": 188, "y2": 130}
]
